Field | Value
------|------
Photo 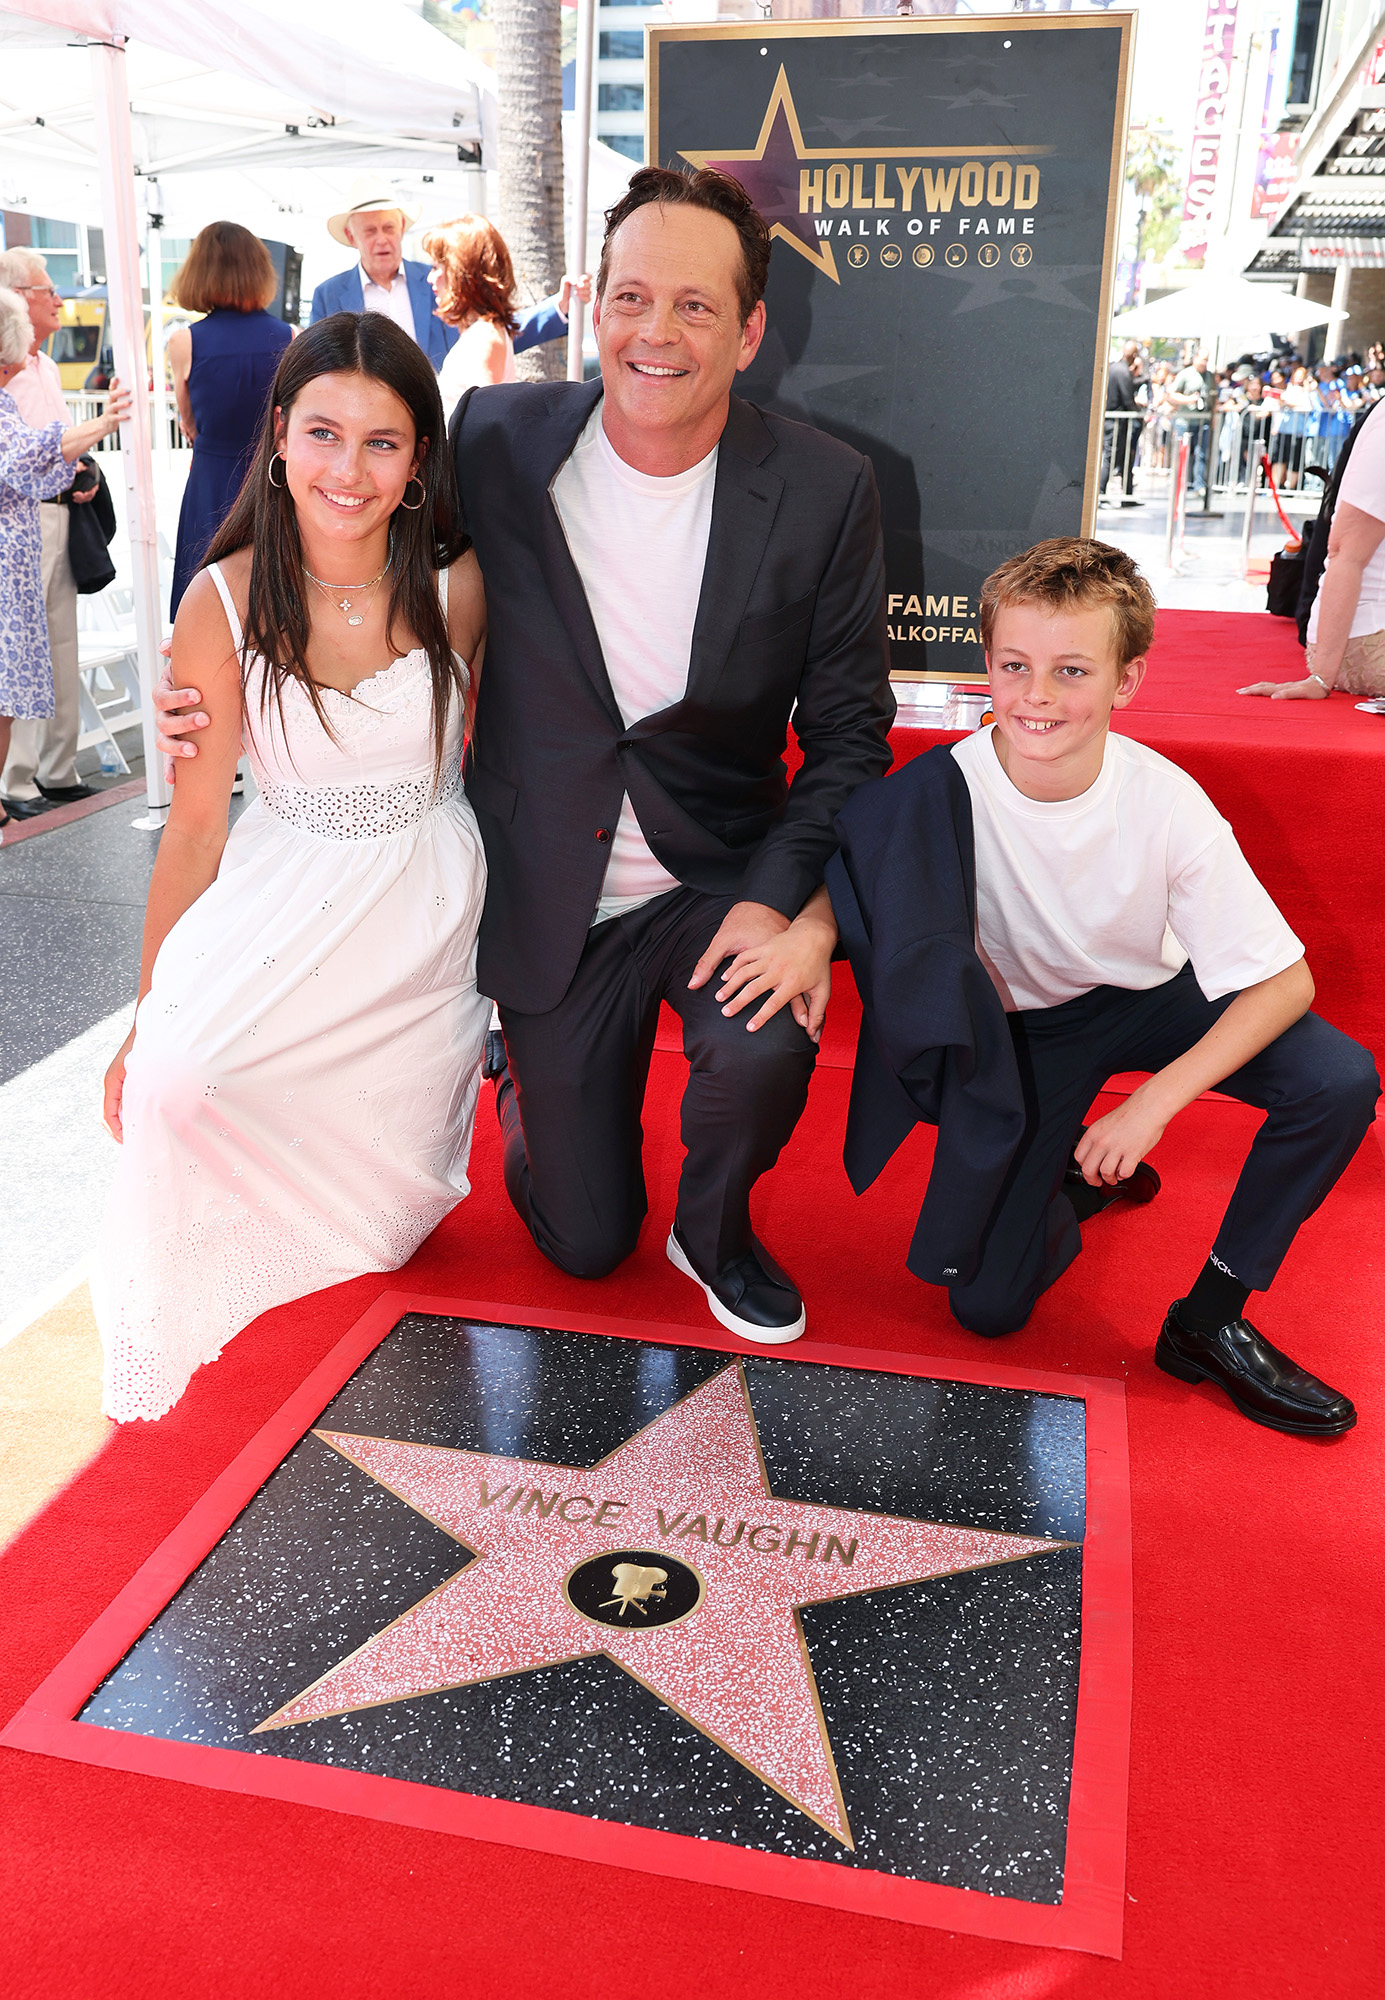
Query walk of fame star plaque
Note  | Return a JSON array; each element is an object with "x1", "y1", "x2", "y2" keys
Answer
[{"x1": 1, "y1": 1297, "x2": 1132, "y2": 1957}]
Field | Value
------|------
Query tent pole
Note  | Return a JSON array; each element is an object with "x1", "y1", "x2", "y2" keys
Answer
[
  {"x1": 88, "y1": 36, "x2": 169, "y2": 825},
  {"x1": 566, "y1": 0, "x2": 597, "y2": 383},
  {"x1": 145, "y1": 179, "x2": 171, "y2": 470}
]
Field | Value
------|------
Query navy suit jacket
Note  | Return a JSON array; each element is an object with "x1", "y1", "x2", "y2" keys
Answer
[
  {"x1": 827, "y1": 746, "x2": 1026, "y2": 1288},
  {"x1": 452, "y1": 380, "x2": 895, "y2": 1013},
  {"x1": 309, "y1": 261, "x2": 567, "y2": 370}
]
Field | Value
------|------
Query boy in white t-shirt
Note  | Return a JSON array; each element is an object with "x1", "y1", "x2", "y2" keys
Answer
[{"x1": 830, "y1": 539, "x2": 1378, "y2": 1436}]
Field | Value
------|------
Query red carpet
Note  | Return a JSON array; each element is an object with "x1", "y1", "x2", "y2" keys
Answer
[{"x1": 2, "y1": 1045, "x2": 1382, "y2": 1999}]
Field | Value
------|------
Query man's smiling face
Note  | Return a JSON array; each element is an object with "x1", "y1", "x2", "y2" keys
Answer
[{"x1": 594, "y1": 200, "x2": 765, "y2": 461}]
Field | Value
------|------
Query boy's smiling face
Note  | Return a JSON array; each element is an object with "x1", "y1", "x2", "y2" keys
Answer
[{"x1": 985, "y1": 599, "x2": 1146, "y2": 801}]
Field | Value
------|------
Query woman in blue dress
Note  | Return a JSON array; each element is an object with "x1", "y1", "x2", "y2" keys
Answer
[
  {"x1": 0, "y1": 287, "x2": 128, "y2": 833},
  {"x1": 167, "y1": 223, "x2": 293, "y2": 615}
]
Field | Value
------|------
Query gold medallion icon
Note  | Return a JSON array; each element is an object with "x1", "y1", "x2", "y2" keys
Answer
[
  {"x1": 912, "y1": 243, "x2": 934, "y2": 268},
  {"x1": 1011, "y1": 243, "x2": 1033, "y2": 267},
  {"x1": 880, "y1": 243, "x2": 902, "y2": 269},
  {"x1": 978, "y1": 243, "x2": 1000, "y2": 268},
  {"x1": 565, "y1": 1549, "x2": 705, "y2": 1631},
  {"x1": 847, "y1": 243, "x2": 869, "y2": 269},
  {"x1": 945, "y1": 243, "x2": 968, "y2": 267}
]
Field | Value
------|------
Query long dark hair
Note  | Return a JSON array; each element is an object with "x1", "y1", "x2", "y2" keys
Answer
[{"x1": 204, "y1": 312, "x2": 469, "y2": 778}]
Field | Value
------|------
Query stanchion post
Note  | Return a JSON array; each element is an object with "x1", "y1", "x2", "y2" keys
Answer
[
  {"x1": 1241, "y1": 434, "x2": 1259, "y2": 577},
  {"x1": 1165, "y1": 433, "x2": 1189, "y2": 569}
]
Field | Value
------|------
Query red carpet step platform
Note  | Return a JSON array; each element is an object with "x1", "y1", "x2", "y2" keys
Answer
[
  {"x1": 1, "y1": 607, "x2": 1381, "y2": 1998},
  {"x1": 2, "y1": 1055, "x2": 1381, "y2": 2000}
]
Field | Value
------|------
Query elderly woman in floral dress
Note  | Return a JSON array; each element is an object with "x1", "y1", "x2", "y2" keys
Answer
[{"x1": 0, "y1": 286, "x2": 128, "y2": 833}]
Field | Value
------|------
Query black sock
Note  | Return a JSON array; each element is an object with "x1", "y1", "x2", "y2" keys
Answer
[{"x1": 1178, "y1": 1259, "x2": 1251, "y2": 1333}]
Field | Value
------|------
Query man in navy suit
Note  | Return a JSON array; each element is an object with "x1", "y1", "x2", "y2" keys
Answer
[{"x1": 310, "y1": 175, "x2": 583, "y2": 372}]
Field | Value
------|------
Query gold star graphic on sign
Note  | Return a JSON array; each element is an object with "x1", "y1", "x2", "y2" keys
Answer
[{"x1": 682, "y1": 67, "x2": 841, "y2": 284}]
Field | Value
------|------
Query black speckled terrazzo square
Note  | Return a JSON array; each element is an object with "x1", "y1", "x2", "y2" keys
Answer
[{"x1": 80, "y1": 1315, "x2": 1087, "y2": 1902}]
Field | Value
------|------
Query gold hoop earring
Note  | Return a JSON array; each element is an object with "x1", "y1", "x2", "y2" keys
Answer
[
  {"x1": 399, "y1": 475, "x2": 425, "y2": 512},
  {"x1": 268, "y1": 452, "x2": 288, "y2": 489}
]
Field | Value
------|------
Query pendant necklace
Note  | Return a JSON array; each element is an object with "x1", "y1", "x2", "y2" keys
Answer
[{"x1": 303, "y1": 553, "x2": 392, "y2": 627}]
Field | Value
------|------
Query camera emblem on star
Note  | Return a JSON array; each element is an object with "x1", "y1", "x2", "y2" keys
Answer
[
  {"x1": 945, "y1": 243, "x2": 968, "y2": 267},
  {"x1": 565, "y1": 1549, "x2": 705, "y2": 1631},
  {"x1": 847, "y1": 243, "x2": 869, "y2": 269}
]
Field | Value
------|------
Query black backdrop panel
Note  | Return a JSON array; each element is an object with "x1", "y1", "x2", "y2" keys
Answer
[{"x1": 650, "y1": 18, "x2": 1133, "y2": 680}]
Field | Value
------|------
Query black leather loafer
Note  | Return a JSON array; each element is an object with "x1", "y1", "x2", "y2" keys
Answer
[
  {"x1": 35, "y1": 781, "x2": 98, "y2": 803},
  {"x1": 1155, "y1": 1303, "x2": 1357, "y2": 1437},
  {"x1": 481, "y1": 1028, "x2": 508, "y2": 1082},
  {"x1": 667, "y1": 1227, "x2": 805, "y2": 1345},
  {"x1": 0, "y1": 794, "x2": 54, "y2": 819}
]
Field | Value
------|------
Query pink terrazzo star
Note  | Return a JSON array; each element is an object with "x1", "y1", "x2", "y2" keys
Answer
[{"x1": 256, "y1": 1362, "x2": 1064, "y2": 1843}]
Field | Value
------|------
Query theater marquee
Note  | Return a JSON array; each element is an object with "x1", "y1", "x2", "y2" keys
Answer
[{"x1": 649, "y1": 15, "x2": 1134, "y2": 682}]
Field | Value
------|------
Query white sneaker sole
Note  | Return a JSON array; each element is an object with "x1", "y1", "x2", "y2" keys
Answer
[{"x1": 666, "y1": 1230, "x2": 806, "y2": 1345}]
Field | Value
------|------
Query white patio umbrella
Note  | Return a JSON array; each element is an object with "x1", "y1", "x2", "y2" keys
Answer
[{"x1": 1111, "y1": 272, "x2": 1348, "y2": 345}]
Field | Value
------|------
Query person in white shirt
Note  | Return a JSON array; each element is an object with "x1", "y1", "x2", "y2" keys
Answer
[
  {"x1": 0, "y1": 247, "x2": 101, "y2": 814},
  {"x1": 1240, "y1": 391, "x2": 1385, "y2": 702},
  {"x1": 828, "y1": 539, "x2": 1379, "y2": 1437}
]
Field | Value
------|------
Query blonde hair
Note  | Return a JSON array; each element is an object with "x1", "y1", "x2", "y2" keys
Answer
[
  {"x1": 0, "y1": 286, "x2": 32, "y2": 368},
  {"x1": 979, "y1": 537, "x2": 1156, "y2": 670}
]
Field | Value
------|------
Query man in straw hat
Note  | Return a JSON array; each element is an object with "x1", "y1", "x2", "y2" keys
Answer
[{"x1": 311, "y1": 173, "x2": 587, "y2": 372}]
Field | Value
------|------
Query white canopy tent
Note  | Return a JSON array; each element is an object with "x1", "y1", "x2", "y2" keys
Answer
[
  {"x1": 1111, "y1": 273, "x2": 1350, "y2": 348},
  {"x1": 0, "y1": 1, "x2": 630, "y2": 817}
]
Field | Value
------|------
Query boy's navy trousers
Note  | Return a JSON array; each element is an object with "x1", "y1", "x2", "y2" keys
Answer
[{"x1": 948, "y1": 963, "x2": 1380, "y2": 1337}]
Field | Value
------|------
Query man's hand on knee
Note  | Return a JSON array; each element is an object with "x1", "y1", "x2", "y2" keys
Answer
[{"x1": 153, "y1": 638, "x2": 210, "y2": 786}]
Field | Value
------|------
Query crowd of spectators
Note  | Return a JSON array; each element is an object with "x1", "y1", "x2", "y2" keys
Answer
[{"x1": 1101, "y1": 339, "x2": 1385, "y2": 504}]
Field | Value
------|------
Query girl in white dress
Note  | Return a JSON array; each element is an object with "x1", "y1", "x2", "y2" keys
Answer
[
  {"x1": 97, "y1": 313, "x2": 491, "y2": 1422},
  {"x1": 423, "y1": 214, "x2": 520, "y2": 425}
]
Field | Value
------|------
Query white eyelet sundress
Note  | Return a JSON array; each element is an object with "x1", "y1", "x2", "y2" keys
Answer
[{"x1": 93, "y1": 563, "x2": 490, "y2": 1421}]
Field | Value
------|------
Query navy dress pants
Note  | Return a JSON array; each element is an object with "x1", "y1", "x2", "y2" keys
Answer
[
  {"x1": 948, "y1": 964, "x2": 1380, "y2": 1337},
  {"x1": 495, "y1": 887, "x2": 819, "y2": 1281}
]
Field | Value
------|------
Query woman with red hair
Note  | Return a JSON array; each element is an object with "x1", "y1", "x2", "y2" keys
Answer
[{"x1": 424, "y1": 214, "x2": 519, "y2": 420}]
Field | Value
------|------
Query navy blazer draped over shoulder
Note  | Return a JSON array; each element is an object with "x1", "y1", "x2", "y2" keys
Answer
[{"x1": 827, "y1": 745, "x2": 1026, "y2": 1287}]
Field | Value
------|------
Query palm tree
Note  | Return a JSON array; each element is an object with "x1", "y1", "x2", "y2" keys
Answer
[{"x1": 493, "y1": 0, "x2": 566, "y2": 382}]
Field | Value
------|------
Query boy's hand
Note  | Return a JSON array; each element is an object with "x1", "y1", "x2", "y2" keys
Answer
[
  {"x1": 712, "y1": 894, "x2": 836, "y2": 1041},
  {"x1": 1072, "y1": 1091, "x2": 1168, "y2": 1185}
]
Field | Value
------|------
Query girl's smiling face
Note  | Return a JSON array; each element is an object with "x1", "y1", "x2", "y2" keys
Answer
[{"x1": 275, "y1": 370, "x2": 422, "y2": 553}]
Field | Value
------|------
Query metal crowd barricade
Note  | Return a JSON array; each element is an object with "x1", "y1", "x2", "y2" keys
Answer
[
  {"x1": 62, "y1": 391, "x2": 184, "y2": 453},
  {"x1": 1098, "y1": 409, "x2": 1146, "y2": 505}
]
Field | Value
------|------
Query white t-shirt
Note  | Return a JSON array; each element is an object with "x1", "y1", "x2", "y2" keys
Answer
[
  {"x1": 950, "y1": 726, "x2": 1303, "y2": 1012},
  {"x1": 552, "y1": 405, "x2": 718, "y2": 921},
  {"x1": 1307, "y1": 394, "x2": 1385, "y2": 641},
  {"x1": 361, "y1": 267, "x2": 417, "y2": 344}
]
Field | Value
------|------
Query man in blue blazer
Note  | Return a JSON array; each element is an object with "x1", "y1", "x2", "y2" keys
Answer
[{"x1": 311, "y1": 175, "x2": 581, "y2": 372}]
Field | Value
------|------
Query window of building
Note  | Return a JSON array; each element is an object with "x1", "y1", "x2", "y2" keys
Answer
[
  {"x1": 604, "y1": 134, "x2": 645, "y2": 163},
  {"x1": 1287, "y1": 0, "x2": 1324, "y2": 110},
  {"x1": 600, "y1": 31, "x2": 643, "y2": 59},
  {"x1": 599, "y1": 83, "x2": 644, "y2": 112}
]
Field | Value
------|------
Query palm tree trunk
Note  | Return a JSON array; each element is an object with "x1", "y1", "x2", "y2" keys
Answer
[{"x1": 493, "y1": 0, "x2": 566, "y2": 382}]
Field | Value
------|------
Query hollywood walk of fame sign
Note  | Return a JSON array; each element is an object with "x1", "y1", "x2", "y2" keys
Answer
[
  {"x1": 648, "y1": 16, "x2": 1135, "y2": 683},
  {"x1": 1, "y1": 1300, "x2": 1133, "y2": 1956}
]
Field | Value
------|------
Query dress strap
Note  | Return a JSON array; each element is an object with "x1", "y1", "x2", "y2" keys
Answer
[
  {"x1": 437, "y1": 562, "x2": 449, "y2": 617},
  {"x1": 206, "y1": 563, "x2": 244, "y2": 651}
]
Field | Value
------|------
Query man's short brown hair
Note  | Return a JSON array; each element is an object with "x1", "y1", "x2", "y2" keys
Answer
[
  {"x1": 172, "y1": 221, "x2": 277, "y2": 314},
  {"x1": 597, "y1": 165, "x2": 771, "y2": 326},
  {"x1": 979, "y1": 537, "x2": 1156, "y2": 670}
]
